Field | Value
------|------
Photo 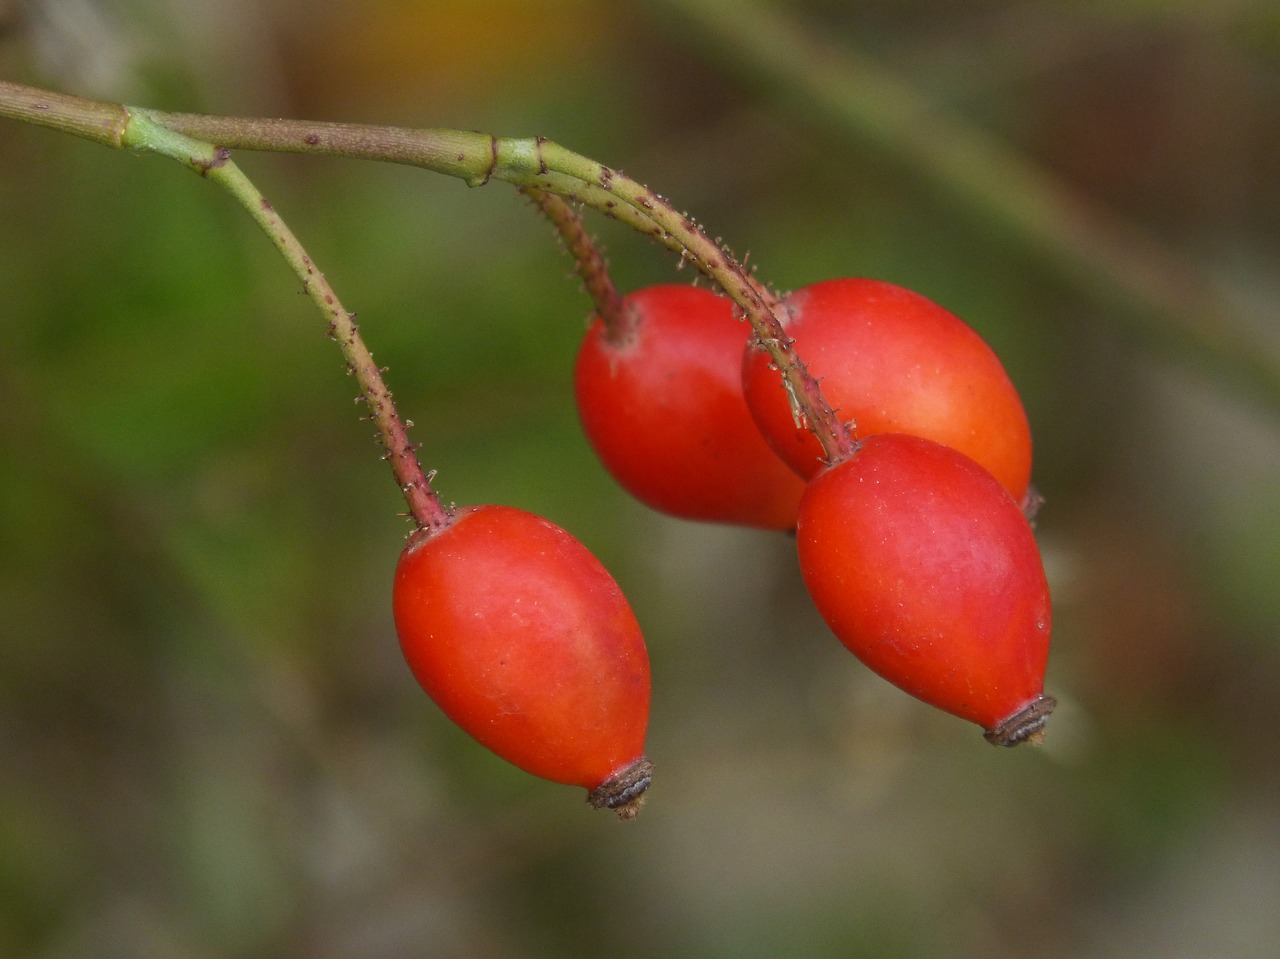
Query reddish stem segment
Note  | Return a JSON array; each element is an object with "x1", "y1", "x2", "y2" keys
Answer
[
  {"x1": 240, "y1": 191, "x2": 453, "y2": 532},
  {"x1": 123, "y1": 114, "x2": 453, "y2": 532},
  {"x1": 523, "y1": 187, "x2": 626, "y2": 333},
  {"x1": 512, "y1": 147, "x2": 855, "y2": 464},
  {"x1": 569, "y1": 167, "x2": 856, "y2": 465}
]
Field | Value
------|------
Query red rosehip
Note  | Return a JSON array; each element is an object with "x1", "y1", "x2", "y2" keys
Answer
[
  {"x1": 796, "y1": 434, "x2": 1054, "y2": 744},
  {"x1": 575, "y1": 284, "x2": 806, "y2": 530},
  {"x1": 392, "y1": 504, "x2": 653, "y2": 816},
  {"x1": 742, "y1": 277, "x2": 1034, "y2": 504}
]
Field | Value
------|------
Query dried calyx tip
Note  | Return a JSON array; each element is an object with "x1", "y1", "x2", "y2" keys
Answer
[
  {"x1": 984, "y1": 694, "x2": 1057, "y2": 747},
  {"x1": 587, "y1": 756, "x2": 653, "y2": 820}
]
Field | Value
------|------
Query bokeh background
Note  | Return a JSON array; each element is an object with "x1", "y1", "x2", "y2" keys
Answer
[{"x1": 3, "y1": 1, "x2": 1280, "y2": 957}]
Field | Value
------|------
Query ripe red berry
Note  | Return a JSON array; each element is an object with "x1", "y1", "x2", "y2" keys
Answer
[
  {"x1": 392, "y1": 504, "x2": 653, "y2": 816},
  {"x1": 575, "y1": 284, "x2": 806, "y2": 530},
  {"x1": 796, "y1": 434, "x2": 1054, "y2": 744},
  {"x1": 742, "y1": 278, "x2": 1034, "y2": 504}
]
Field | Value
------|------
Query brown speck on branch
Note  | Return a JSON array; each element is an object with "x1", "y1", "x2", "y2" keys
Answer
[{"x1": 192, "y1": 145, "x2": 232, "y2": 177}]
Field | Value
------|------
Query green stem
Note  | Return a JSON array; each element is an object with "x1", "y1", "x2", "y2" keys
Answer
[
  {"x1": 144, "y1": 112, "x2": 850, "y2": 459},
  {"x1": 1, "y1": 80, "x2": 855, "y2": 463},
  {"x1": 0, "y1": 81, "x2": 129, "y2": 146},
  {"x1": 118, "y1": 110, "x2": 451, "y2": 532}
]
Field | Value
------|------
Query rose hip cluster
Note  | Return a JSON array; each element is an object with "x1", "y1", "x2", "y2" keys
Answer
[{"x1": 392, "y1": 276, "x2": 1055, "y2": 818}]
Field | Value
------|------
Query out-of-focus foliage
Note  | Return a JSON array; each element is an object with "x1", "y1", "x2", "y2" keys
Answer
[{"x1": 2, "y1": 1, "x2": 1279, "y2": 957}]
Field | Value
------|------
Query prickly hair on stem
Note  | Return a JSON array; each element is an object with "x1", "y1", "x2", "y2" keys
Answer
[
  {"x1": 118, "y1": 108, "x2": 453, "y2": 533},
  {"x1": 522, "y1": 187, "x2": 625, "y2": 330},
  {"x1": 0, "y1": 80, "x2": 857, "y2": 467}
]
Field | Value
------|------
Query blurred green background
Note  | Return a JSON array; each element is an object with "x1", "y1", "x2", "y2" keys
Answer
[{"x1": 3, "y1": 1, "x2": 1280, "y2": 957}]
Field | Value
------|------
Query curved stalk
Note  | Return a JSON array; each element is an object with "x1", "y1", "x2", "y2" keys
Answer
[
  {"x1": 136, "y1": 112, "x2": 850, "y2": 459},
  {"x1": 1, "y1": 80, "x2": 855, "y2": 462},
  {"x1": 523, "y1": 187, "x2": 626, "y2": 329},
  {"x1": 118, "y1": 110, "x2": 451, "y2": 532}
]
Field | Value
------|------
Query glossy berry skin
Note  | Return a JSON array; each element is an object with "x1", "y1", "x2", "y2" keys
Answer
[
  {"x1": 796, "y1": 434, "x2": 1053, "y2": 743},
  {"x1": 742, "y1": 278, "x2": 1033, "y2": 503},
  {"x1": 393, "y1": 504, "x2": 652, "y2": 812},
  {"x1": 575, "y1": 284, "x2": 806, "y2": 530}
]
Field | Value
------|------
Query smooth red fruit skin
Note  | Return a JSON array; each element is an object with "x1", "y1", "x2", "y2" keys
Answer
[
  {"x1": 575, "y1": 284, "x2": 806, "y2": 530},
  {"x1": 392, "y1": 505, "x2": 650, "y2": 791},
  {"x1": 742, "y1": 278, "x2": 1033, "y2": 502},
  {"x1": 796, "y1": 434, "x2": 1051, "y2": 735}
]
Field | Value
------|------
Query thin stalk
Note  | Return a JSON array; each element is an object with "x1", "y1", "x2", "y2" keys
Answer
[
  {"x1": 523, "y1": 187, "x2": 626, "y2": 330},
  {"x1": 143, "y1": 111, "x2": 849, "y2": 458},
  {"x1": 490, "y1": 138, "x2": 850, "y2": 460},
  {"x1": 119, "y1": 110, "x2": 451, "y2": 532},
  {"x1": 1, "y1": 80, "x2": 855, "y2": 463}
]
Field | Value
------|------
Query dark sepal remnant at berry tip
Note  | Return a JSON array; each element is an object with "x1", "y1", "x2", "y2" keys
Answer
[
  {"x1": 587, "y1": 756, "x2": 654, "y2": 820},
  {"x1": 984, "y1": 694, "x2": 1058, "y2": 747}
]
